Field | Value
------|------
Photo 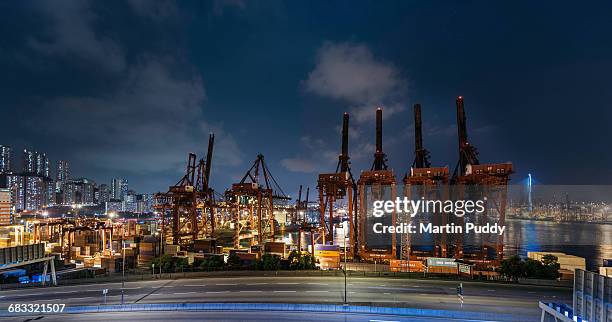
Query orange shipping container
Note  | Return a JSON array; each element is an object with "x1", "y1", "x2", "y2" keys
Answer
[{"x1": 390, "y1": 260, "x2": 425, "y2": 272}]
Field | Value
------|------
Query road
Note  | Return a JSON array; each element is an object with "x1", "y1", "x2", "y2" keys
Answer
[
  {"x1": 1, "y1": 310, "x2": 509, "y2": 322},
  {"x1": 0, "y1": 275, "x2": 572, "y2": 319}
]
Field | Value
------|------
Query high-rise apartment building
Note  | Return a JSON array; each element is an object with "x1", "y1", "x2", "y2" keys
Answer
[
  {"x1": 0, "y1": 145, "x2": 11, "y2": 173},
  {"x1": 111, "y1": 178, "x2": 128, "y2": 201},
  {"x1": 98, "y1": 184, "x2": 110, "y2": 204},
  {"x1": 0, "y1": 188, "x2": 12, "y2": 225},
  {"x1": 63, "y1": 178, "x2": 95, "y2": 205},
  {"x1": 23, "y1": 149, "x2": 50, "y2": 177},
  {"x1": 56, "y1": 160, "x2": 69, "y2": 183},
  {"x1": 36, "y1": 153, "x2": 50, "y2": 177},
  {"x1": 23, "y1": 149, "x2": 36, "y2": 174}
]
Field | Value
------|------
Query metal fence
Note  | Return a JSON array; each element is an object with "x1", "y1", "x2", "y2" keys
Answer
[
  {"x1": 574, "y1": 269, "x2": 611, "y2": 322},
  {"x1": 0, "y1": 243, "x2": 45, "y2": 266}
]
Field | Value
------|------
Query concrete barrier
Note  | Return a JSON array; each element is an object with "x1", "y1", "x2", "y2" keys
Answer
[{"x1": 0, "y1": 302, "x2": 532, "y2": 321}]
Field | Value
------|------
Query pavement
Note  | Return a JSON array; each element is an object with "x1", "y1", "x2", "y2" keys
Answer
[{"x1": 0, "y1": 275, "x2": 572, "y2": 319}]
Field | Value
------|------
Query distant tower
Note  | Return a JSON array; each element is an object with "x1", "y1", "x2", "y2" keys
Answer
[
  {"x1": 56, "y1": 160, "x2": 70, "y2": 182},
  {"x1": 527, "y1": 173, "x2": 533, "y2": 212},
  {"x1": 23, "y1": 149, "x2": 36, "y2": 174},
  {"x1": 36, "y1": 153, "x2": 50, "y2": 178},
  {"x1": 0, "y1": 145, "x2": 10, "y2": 173},
  {"x1": 111, "y1": 178, "x2": 128, "y2": 201}
]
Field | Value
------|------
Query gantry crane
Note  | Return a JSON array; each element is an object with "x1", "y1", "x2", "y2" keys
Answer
[
  {"x1": 226, "y1": 154, "x2": 290, "y2": 248},
  {"x1": 317, "y1": 112, "x2": 358, "y2": 256},
  {"x1": 357, "y1": 108, "x2": 397, "y2": 260},
  {"x1": 154, "y1": 133, "x2": 216, "y2": 248},
  {"x1": 403, "y1": 104, "x2": 449, "y2": 260},
  {"x1": 450, "y1": 97, "x2": 512, "y2": 262}
]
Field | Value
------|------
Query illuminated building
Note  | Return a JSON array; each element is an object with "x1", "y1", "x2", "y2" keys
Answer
[
  {"x1": 111, "y1": 178, "x2": 128, "y2": 201},
  {"x1": 98, "y1": 184, "x2": 110, "y2": 204},
  {"x1": 55, "y1": 160, "x2": 69, "y2": 192},
  {"x1": 0, "y1": 145, "x2": 11, "y2": 173},
  {"x1": 63, "y1": 178, "x2": 96, "y2": 205},
  {"x1": 23, "y1": 149, "x2": 36, "y2": 174},
  {"x1": 0, "y1": 188, "x2": 12, "y2": 225},
  {"x1": 22, "y1": 149, "x2": 50, "y2": 178}
]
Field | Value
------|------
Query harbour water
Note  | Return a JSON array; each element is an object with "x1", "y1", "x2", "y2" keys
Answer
[
  {"x1": 284, "y1": 219, "x2": 612, "y2": 270},
  {"x1": 504, "y1": 219, "x2": 612, "y2": 270}
]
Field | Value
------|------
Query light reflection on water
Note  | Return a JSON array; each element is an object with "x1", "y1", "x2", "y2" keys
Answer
[
  {"x1": 284, "y1": 219, "x2": 612, "y2": 270},
  {"x1": 504, "y1": 219, "x2": 612, "y2": 269}
]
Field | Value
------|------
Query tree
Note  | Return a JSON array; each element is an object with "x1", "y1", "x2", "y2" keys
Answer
[
  {"x1": 227, "y1": 253, "x2": 242, "y2": 270},
  {"x1": 152, "y1": 254, "x2": 175, "y2": 272},
  {"x1": 174, "y1": 257, "x2": 189, "y2": 271},
  {"x1": 287, "y1": 250, "x2": 301, "y2": 270},
  {"x1": 261, "y1": 254, "x2": 280, "y2": 271},
  {"x1": 499, "y1": 255, "x2": 560, "y2": 281},
  {"x1": 499, "y1": 255, "x2": 524, "y2": 281},
  {"x1": 299, "y1": 254, "x2": 317, "y2": 270},
  {"x1": 540, "y1": 255, "x2": 560, "y2": 279},
  {"x1": 524, "y1": 259, "x2": 543, "y2": 278},
  {"x1": 205, "y1": 256, "x2": 224, "y2": 270}
]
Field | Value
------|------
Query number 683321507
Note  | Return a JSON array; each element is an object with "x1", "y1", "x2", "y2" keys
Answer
[{"x1": 8, "y1": 303, "x2": 65, "y2": 313}]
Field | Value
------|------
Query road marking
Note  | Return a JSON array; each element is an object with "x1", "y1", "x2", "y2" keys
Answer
[
  {"x1": 305, "y1": 290, "x2": 328, "y2": 293},
  {"x1": 247, "y1": 283, "x2": 268, "y2": 285},
  {"x1": 185, "y1": 284, "x2": 206, "y2": 287},
  {"x1": 383, "y1": 293, "x2": 391, "y2": 295},
  {"x1": 206, "y1": 291, "x2": 229, "y2": 294},
  {"x1": 307, "y1": 283, "x2": 328, "y2": 286},
  {"x1": 528, "y1": 291, "x2": 536, "y2": 294},
  {"x1": 54, "y1": 290, "x2": 78, "y2": 294},
  {"x1": 273, "y1": 290, "x2": 296, "y2": 293},
  {"x1": 277, "y1": 282, "x2": 298, "y2": 285},
  {"x1": 239, "y1": 290, "x2": 262, "y2": 293},
  {"x1": 123, "y1": 287, "x2": 142, "y2": 290},
  {"x1": 369, "y1": 320, "x2": 400, "y2": 322},
  {"x1": 173, "y1": 292, "x2": 197, "y2": 295},
  {"x1": 159, "y1": 286, "x2": 174, "y2": 288},
  {"x1": 216, "y1": 283, "x2": 237, "y2": 286},
  {"x1": 487, "y1": 289, "x2": 495, "y2": 292}
]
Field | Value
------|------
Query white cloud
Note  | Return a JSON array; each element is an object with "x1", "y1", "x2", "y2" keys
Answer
[
  {"x1": 280, "y1": 158, "x2": 316, "y2": 173},
  {"x1": 304, "y1": 41, "x2": 408, "y2": 121}
]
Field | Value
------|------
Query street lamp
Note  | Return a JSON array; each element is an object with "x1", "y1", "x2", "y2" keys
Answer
[
  {"x1": 343, "y1": 220, "x2": 348, "y2": 305},
  {"x1": 121, "y1": 238, "x2": 126, "y2": 305}
]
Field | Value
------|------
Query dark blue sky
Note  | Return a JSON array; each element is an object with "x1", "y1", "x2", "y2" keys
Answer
[{"x1": 1, "y1": 1, "x2": 611, "y2": 196}]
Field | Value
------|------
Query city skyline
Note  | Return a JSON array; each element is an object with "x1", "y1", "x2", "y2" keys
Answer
[{"x1": 0, "y1": 143, "x2": 154, "y2": 217}]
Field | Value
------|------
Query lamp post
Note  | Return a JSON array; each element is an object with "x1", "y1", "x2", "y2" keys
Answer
[
  {"x1": 121, "y1": 238, "x2": 125, "y2": 305},
  {"x1": 343, "y1": 220, "x2": 348, "y2": 305}
]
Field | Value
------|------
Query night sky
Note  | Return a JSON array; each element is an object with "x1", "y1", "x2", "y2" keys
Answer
[{"x1": 1, "y1": 1, "x2": 611, "y2": 196}]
